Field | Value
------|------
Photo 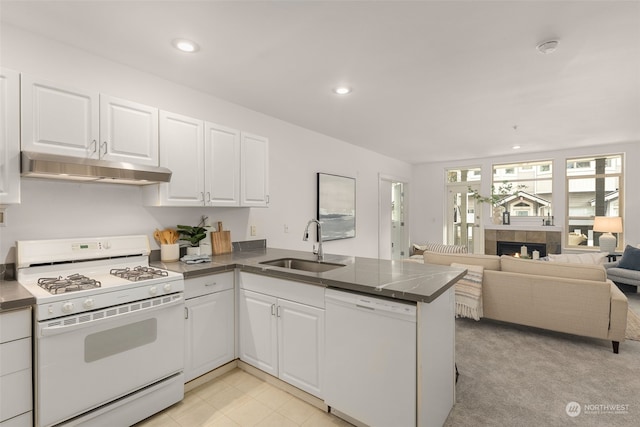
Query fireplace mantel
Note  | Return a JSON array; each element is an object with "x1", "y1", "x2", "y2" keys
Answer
[{"x1": 484, "y1": 225, "x2": 562, "y2": 232}]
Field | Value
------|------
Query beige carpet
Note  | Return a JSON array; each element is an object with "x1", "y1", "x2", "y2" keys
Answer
[{"x1": 626, "y1": 308, "x2": 640, "y2": 341}]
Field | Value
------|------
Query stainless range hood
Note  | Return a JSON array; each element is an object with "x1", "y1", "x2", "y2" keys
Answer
[{"x1": 21, "y1": 151, "x2": 172, "y2": 185}]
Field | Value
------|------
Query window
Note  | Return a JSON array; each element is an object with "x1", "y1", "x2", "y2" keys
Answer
[
  {"x1": 447, "y1": 168, "x2": 481, "y2": 183},
  {"x1": 492, "y1": 160, "x2": 553, "y2": 217},
  {"x1": 566, "y1": 154, "x2": 624, "y2": 249}
]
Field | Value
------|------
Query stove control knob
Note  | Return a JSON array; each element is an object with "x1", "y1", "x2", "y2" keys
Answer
[
  {"x1": 149, "y1": 286, "x2": 158, "y2": 296},
  {"x1": 163, "y1": 283, "x2": 172, "y2": 293},
  {"x1": 83, "y1": 298, "x2": 95, "y2": 309},
  {"x1": 61, "y1": 301, "x2": 74, "y2": 314}
]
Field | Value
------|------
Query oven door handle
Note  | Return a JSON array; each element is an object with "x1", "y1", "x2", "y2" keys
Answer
[{"x1": 39, "y1": 294, "x2": 184, "y2": 337}]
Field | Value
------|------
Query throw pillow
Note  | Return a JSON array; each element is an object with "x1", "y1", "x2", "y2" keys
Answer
[
  {"x1": 451, "y1": 263, "x2": 484, "y2": 321},
  {"x1": 618, "y1": 245, "x2": 640, "y2": 271},
  {"x1": 412, "y1": 244, "x2": 428, "y2": 255},
  {"x1": 413, "y1": 242, "x2": 468, "y2": 255},
  {"x1": 548, "y1": 253, "x2": 608, "y2": 265}
]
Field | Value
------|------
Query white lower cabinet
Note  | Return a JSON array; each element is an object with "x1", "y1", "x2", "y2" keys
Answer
[
  {"x1": 184, "y1": 272, "x2": 235, "y2": 382},
  {"x1": 0, "y1": 308, "x2": 32, "y2": 426},
  {"x1": 238, "y1": 273, "x2": 324, "y2": 398}
]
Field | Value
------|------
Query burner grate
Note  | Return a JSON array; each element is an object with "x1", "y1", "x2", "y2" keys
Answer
[
  {"x1": 38, "y1": 274, "x2": 102, "y2": 294},
  {"x1": 110, "y1": 266, "x2": 169, "y2": 282}
]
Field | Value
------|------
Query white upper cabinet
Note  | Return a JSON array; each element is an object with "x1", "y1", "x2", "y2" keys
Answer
[
  {"x1": 21, "y1": 75, "x2": 99, "y2": 158},
  {"x1": 241, "y1": 133, "x2": 269, "y2": 207},
  {"x1": 205, "y1": 122, "x2": 241, "y2": 207},
  {"x1": 99, "y1": 95, "x2": 159, "y2": 166},
  {"x1": 154, "y1": 111, "x2": 205, "y2": 206},
  {"x1": 21, "y1": 75, "x2": 159, "y2": 165},
  {"x1": 147, "y1": 111, "x2": 268, "y2": 208},
  {"x1": 0, "y1": 68, "x2": 20, "y2": 204}
]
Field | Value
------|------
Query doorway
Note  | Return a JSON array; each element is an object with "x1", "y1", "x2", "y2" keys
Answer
[
  {"x1": 379, "y1": 175, "x2": 409, "y2": 260},
  {"x1": 446, "y1": 183, "x2": 482, "y2": 253}
]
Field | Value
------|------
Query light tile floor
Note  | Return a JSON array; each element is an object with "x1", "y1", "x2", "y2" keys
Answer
[{"x1": 135, "y1": 369, "x2": 352, "y2": 427}]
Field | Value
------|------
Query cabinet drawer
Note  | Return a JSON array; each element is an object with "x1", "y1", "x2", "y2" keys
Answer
[
  {"x1": 239, "y1": 272, "x2": 324, "y2": 309},
  {"x1": 0, "y1": 411, "x2": 31, "y2": 427},
  {"x1": 0, "y1": 338, "x2": 31, "y2": 376},
  {"x1": 184, "y1": 271, "x2": 234, "y2": 300},
  {"x1": 0, "y1": 369, "x2": 32, "y2": 423},
  {"x1": 0, "y1": 309, "x2": 31, "y2": 343}
]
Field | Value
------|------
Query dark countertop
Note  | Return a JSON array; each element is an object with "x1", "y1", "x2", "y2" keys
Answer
[
  {"x1": 153, "y1": 248, "x2": 465, "y2": 303},
  {"x1": 0, "y1": 280, "x2": 36, "y2": 312}
]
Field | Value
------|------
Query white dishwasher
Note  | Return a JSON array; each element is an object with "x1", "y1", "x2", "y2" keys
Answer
[{"x1": 325, "y1": 288, "x2": 417, "y2": 427}]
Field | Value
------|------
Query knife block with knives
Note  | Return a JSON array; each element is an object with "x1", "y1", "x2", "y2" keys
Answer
[{"x1": 211, "y1": 221, "x2": 232, "y2": 255}]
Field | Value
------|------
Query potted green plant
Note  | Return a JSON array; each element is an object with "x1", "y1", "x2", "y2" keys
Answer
[{"x1": 177, "y1": 224, "x2": 207, "y2": 255}]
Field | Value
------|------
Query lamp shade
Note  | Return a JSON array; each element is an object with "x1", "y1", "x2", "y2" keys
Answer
[{"x1": 593, "y1": 216, "x2": 623, "y2": 233}]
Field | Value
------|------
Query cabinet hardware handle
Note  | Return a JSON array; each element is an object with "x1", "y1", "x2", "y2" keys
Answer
[
  {"x1": 99, "y1": 141, "x2": 108, "y2": 158},
  {"x1": 200, "y1": 192, "x2": 204, "y2": 201},
  {"x1": 89, "y1": 140, "x2": 97, "y2": 155},
  {"x1": 271, "y1": 304, "x2": 276, "y2": 316},
  {"x1": 205, "y1": 282, "x2": 216, "y2": 287},
  {"x1": 276, "y1": 306, "x2": 281, "y2": 317},
  {"x1": 184, "y1": 307, "x2": 189, "y2": 319},
  {"x1": 206, "y1": 192, "x2": 211, "y2": 203},
  {"x1": 266, "y1": 195, "x2": 270, "y2": 204}
]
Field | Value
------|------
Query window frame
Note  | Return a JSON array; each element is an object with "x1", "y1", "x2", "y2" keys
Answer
[{"x1": 565, "y1": 153, "x2": 624, "y2": 250}]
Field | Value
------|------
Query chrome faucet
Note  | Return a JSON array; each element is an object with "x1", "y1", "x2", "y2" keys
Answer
[{"x1": 303, "y1": 219, "x2": 324, "y2": 261}]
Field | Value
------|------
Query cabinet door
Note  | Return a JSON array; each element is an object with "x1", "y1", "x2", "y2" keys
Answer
[
  {"x1": 277, "y1": 298, "x2": 324, "y2": 398},
  {"x1": 240, "y1": 133, "x2": 269, "y2": 207},
  {"x1": 0, "y1": 68, "x2": 20, "y2": 204},
  {"x1": 157, "y1": 111, "x2": 204, "y2": 206},
  {"x1": 21, "y1": 75, "x2": 99, "y2": 158},
  {"x1": 99, "y1": 95, "x2": 159, "y2": 166},
  {"x1": 204, "y1": 122, "x2": 240, "y2": 207},
  {"x1": 184, "y1": 289, "x2": 235, "y2": 382},
  {"x1": 238, "y1": 289, "x2": 278, "y2": 376}
]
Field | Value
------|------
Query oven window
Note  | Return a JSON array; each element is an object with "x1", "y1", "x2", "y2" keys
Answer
[{"x1": 85, "y1": 318, "x2": 157, "y2": 362}]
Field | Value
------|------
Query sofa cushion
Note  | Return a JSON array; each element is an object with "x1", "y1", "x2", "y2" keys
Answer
[
  {"x1": 500, "y1": 255, "x2": 607, "y2": 282},
  {"x1": 606, "y1": 268, "x2": 640, "y2": 286},
  {"x1": 548, "y1": 252, "x2": 608, "y2": 265},
  {"x1": 423, "y1": 252, "x2": 500, "y2": 271},
  {"x1": 618, "y1": 245, "x2": 640, "y2": 271}
]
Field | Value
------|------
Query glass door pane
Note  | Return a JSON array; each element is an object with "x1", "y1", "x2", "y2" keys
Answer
[{"x1": 447, "y1": 184, "x2": 481, "y2": 253}]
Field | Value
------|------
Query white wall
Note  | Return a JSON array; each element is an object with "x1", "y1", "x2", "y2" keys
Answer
[
  {"x1": 0, "y1": 25, "x2": 412, "y2": 264},
  {"x1": 411, "y1": 142, "x2": 640, "y2": 251}
]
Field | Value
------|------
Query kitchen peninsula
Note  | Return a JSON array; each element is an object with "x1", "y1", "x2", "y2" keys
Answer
[{"x1": 155, "y1": 247, "x2": 464, "y2": 427}]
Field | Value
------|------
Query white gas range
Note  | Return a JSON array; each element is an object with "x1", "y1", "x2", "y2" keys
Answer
[{"x1": 17, "y1": 235, "x2": 185, "y2": 427}]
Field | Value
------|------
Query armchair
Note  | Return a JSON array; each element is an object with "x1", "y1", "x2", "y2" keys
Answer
[{"x1": 605, "y1": 244, "x2": 640, "y2": 290}]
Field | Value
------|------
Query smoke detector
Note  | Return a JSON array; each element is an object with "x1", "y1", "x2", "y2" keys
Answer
[{"x1": 536, "y1": 40, "x2": 559, "y2": 54}]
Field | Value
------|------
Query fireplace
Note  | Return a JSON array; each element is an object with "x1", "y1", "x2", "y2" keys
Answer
[{"x1": 497, "y1": 241, "x2": 547, "y2": 258}]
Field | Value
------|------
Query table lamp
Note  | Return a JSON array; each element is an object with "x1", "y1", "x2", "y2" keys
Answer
[{"x1": 593, "y1": 216, "x2": 623, "y2": 254}]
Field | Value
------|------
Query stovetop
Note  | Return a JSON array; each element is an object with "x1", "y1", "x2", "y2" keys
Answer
[{"x1": 16, "y1": 236, "x2": 184, "y2": 321}]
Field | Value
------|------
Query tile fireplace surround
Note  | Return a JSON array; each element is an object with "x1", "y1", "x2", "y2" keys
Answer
[{"x1": 485, "y1": 227, "x2": 561, "y2": 256}]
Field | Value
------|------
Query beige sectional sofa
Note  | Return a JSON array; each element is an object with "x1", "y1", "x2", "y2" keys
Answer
[{"x1": 424, "y1": 251, "x2": 628, "y2": 353}]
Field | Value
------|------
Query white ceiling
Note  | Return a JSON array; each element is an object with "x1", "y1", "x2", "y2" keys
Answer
[{"x1": 1, "y1": 0, "x2": 639, "y2": 164}]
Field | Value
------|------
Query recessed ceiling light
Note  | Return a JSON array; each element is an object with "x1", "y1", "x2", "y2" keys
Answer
[
  {"x1": 172, "y1": 38, "x2": 199, "y2": 53},
  {"x1": 512, "y1": 145, "x2": 521, "y2": 150},
  {"x1": 536, "y1": 40, "x2": 559, "y2": 54},
  {"x1": 333, "y1": 86, "x2": 352, "y2": 95}
]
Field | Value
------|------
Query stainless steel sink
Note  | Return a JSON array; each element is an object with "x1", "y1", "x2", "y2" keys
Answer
[{"x1": 259, "y1": 258, "x2": 345, "y2": 273}]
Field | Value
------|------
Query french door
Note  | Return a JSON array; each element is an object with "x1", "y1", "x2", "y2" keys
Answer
[{"x1": 446, "y1": 183, "x2": 482, "y2": 253}]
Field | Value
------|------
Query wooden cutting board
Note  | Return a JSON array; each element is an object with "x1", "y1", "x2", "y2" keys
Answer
[{"x1": 211, "y1": 221, "x2": 232, "y2": 255}]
